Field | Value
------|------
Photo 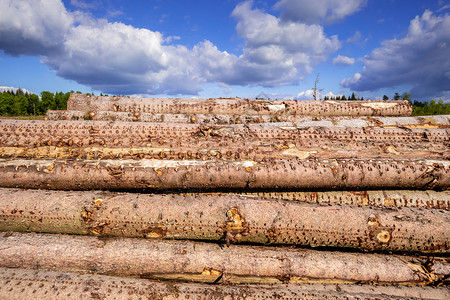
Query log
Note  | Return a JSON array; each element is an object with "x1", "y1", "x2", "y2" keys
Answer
[
  {"x1": 0, "y1": 188, "x2": 448, "y2": 252},
  {"x1": 67, "y1": 94, "x2": 413, "y2": 116},
  {"x1": 0, "y1": 158, "x2": 449, "y2": 191},
  {"x1": 240, "y1": 190, "x2": 450, "y2": 209},
  {"x1": 0, "y1": 232, "x2": 448, "y2": 285},
  {"x1": 1, "y1": 144, "x2": 447, "y2": 161},
  {"x1": 3, "y1": 120, "x2": 448, "y2": 144},
  {"x1": 1, "y1": 120, "x2": 448, "y2": 160},
  {"x1": 0, "y1": 267, "x2": 448, "y2": 299},
  {"x1": 45, "y1": 109, "x2": 450, "y2": 127}
]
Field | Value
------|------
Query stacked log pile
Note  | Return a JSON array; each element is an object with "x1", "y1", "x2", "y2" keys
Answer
[{"x1": 0, "y1": 94, "x2": 449, "y2": 299}]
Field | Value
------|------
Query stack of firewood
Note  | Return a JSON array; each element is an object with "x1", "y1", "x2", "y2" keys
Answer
[{"x1": 0, "y1": 94, "x2": 449, "y2": 299}]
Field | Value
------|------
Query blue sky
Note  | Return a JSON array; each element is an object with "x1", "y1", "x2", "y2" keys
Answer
[{"x1": 0, "y1": 0, "x2": 449, "y2": 101}]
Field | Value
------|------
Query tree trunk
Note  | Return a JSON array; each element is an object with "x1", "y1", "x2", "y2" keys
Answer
[
  {"x1": 67, "y1": 94, "x2": 413, "y2": 116},
  {"x1": 1, "y1": 267, "x2": 448, "y2": 299},
  {"x1": 0, "y1": 232, "x2": 448, "y2": 285},
  {"x1": 240, "y1": 190, "x2": 450, "y2": 209},
  {"x1": 0, "y1": 158, "x2": 448, "y2": 190},
  {"x1": 0, "y1": 188, "x2": 448, "y2": 252}
]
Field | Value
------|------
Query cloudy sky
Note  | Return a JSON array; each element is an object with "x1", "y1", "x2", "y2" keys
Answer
[{"x1": 0, "y1": 0, "x2": 449, "y2": 100}]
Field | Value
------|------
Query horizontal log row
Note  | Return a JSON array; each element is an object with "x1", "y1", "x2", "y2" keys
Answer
[
  {"x1": 67, "y1": 94, "x2": 413, "y2": 116},
  {"x1": 239, "y1": 190, "x2": 450, "y2": 209},
  {"x1": 1, "y1": 120, "x2": 448, "y2": 160},
  {"x1": 1, "y1": 267, "x2": 448, "y2": 299},
  {"x1": 1, "y1": 188, "x2": 448, "y2": 252},
  {"x1": 1, "y1": 145, "x2": 448, "y2": 161},
  {"x1": 3, "y1": 120, "x2": 448, "y2": 144},
  {"x1": 1, "y1": 232, "x2": 448, "y2": 285},
  {"x1": 1, "y1": 158, "x2": 449, "y2": 190},
  {"x1": 45, "y1": 109, "x2": 450, "y2": 127},
  {"x1": 1, "y1": 144, "x2": 447, "y2": 162}
]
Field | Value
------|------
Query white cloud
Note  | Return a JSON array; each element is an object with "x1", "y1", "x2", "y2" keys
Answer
[
  {"x1": 341, "y1": 10, "x2": 450, "y2": 99},
  {"x1": 229, "y1": 1, "x2": 340, "y2": 85},
  {"x1": 0, "y1": 0, "x2": 342, "y2": 95},
  {"x1": 0, "y1": 0, "x2": 73, "y2": 56},
  {"x1": 0, "y1": 86, "x2": 33, "y2": 94},
  {"x1": 296, "y1": 89, "x2": 315, "y2": 100},
  {"x1": 45, "y1": 21, "x2": 169, "y2": 78},
  {"x1": 332, "y1": 55, "x2": 355, "y2": 65},
  {"x1": 340, "y1": 73, "x2": 361, "y2": 86},
  {"x1": 274, "y1": 0, "x2": 367, "y2": 24}
]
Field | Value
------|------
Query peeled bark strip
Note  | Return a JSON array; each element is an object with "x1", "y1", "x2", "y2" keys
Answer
[
  {"x1": 45, "y1": 109, "x2": 450, "y2": 128},
  {"x1": 0, "y1": 232, "x2": 448, "y2": 285},
  {"x1": 67, "y1": 94, "x2": 413, "y2": 116},
  {"x1": 1, "y1": 158, "x2": 449, "y2": 191},
  {"x1": 1, "y1": 188, "x2": 448, "y2": 252},
  {"x1": 1, "y1": 268, "x2": 448, "y2": 300}
]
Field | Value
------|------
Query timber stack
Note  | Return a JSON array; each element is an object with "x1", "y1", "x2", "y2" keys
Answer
[{"x1": 0, "y1": 94, "x2": 449, "y2": 299}]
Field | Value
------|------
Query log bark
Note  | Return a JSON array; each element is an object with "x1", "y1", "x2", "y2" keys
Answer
[
  {"x1": 0, "y1": 232, "x2": 448, "y2": 285},
  {"x1": 239, "y1": 190, "x2": 450, "y2": 209},
  {"x1": 0, "y1": 158, "x2": 449, "y2": 191},
  {"x1": 0, "y1": 267, "x2": 448, "y2": 299},
  {"x1": 67, "y1": 94, "x2": 413, "y2": 116},
  {"x1": 0, "y1": 188, "x2": 448, "y2": 252},
  {"x1": 45, "y1": 109, "x2": 450, "y2": 127},
  {"x1": 1, "y1": 120, "x2": 448, "y2": 160}
]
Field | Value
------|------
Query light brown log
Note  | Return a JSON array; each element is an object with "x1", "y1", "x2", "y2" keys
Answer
[
  {"x1": 239, "y1": 190, "x2": 450, "y2": 209},
  {"x1": 1, "y1": 158, "x2": 449, "y2": 191},
  {"x1": 1, "y1": 232, "x2": 449, "y2": 285},
  {"x1": 2, "y1": 119, "x2": 447, "y2": 144},
  {"x1": 0, "y1": 188, "x2": 448, "y2": 252},
  {"x1": 1, "y1": 120, "x2": 448, "y2": 160},
  {"x1": 45, "y1": 109, "x2": 450, "y2": 127},
  {"x1": 2, "y1": 144, "x2": 447, "y2": 161},
  {"x1": 67, "y1": 94, "x2": 413, "y2": 116},
  {"x1": 0, "y1": 267, "x2": 448, "y2": 300}
]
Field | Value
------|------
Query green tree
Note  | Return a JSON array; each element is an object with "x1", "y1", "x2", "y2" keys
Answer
[
  {"x1": 28, "y1": 94, "x2": 40, "y2": 115},
  {"x1": 401, "y1": 92, "x2": 412, "y2": 102},
  {"x1": 13, "y1": 94, "x2": 28, "y2": 115},
  {"x1": 39, "y1": 91, "x2": 56, "y2": 113},
  {"x1": 412, "y1": 99, "x2": 450, "y2": 116},
  {"x1": 393, "y1": 93, "x2": 401, "y2": 100},
  {"x1": 383, "y1": 95, "x2": 389, "y2": 100}
]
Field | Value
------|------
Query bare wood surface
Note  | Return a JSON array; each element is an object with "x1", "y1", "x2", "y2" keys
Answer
[
  {"x1": 0, "y1": 267, "x2": 448, "y2": 299},
  {"x1": 1, "y1": 188, "x2": 448, "y2": 252},
  {"x1": 67, "y1": 94, "x2": 413, "y2": 116},
  {"x1": 1, "y1": 158, "x2": 449, "y2": 191},
  {"x1": 0, "y1": 232, "x2": 448, "y2": 285}
]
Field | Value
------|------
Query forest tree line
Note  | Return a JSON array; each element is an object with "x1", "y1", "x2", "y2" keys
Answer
[
  {"x1": 0, "y1": 89, "x2": 71, "y2": 116},
  {"x1": 0, "y1": 89, "x2": 449, "y2": 116}
]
